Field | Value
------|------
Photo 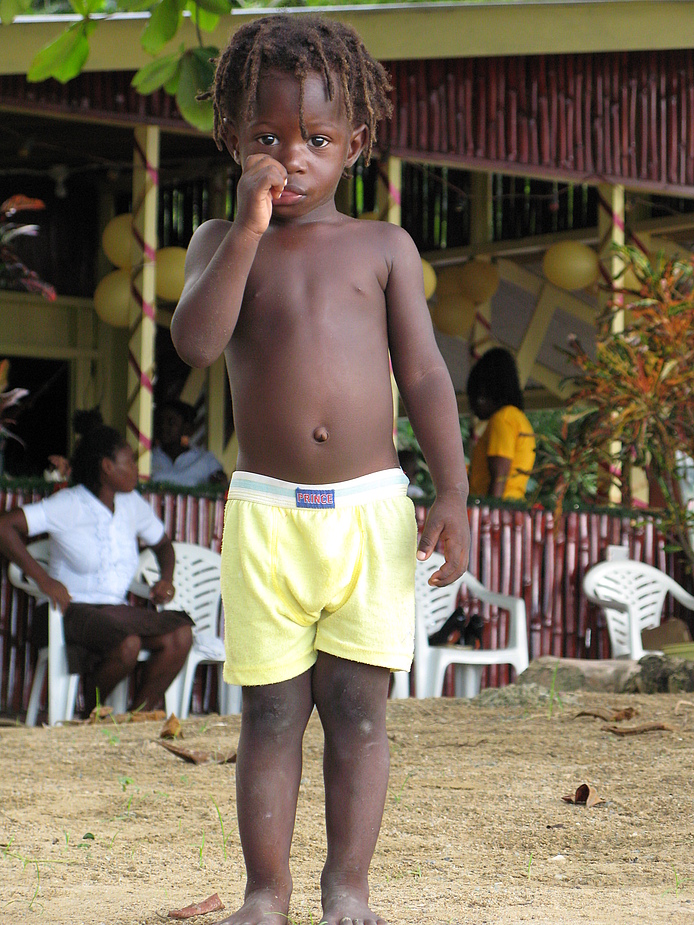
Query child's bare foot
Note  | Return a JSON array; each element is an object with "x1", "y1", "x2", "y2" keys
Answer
[
  {"x1": 215, "y1": 887, "x2": 290, "y2": 925},
  {"x1": 321, "y1": 887, "x2": 386, "y2": 925}
]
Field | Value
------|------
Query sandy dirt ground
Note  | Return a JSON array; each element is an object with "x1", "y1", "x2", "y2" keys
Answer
[{"x1": 1, "y1": 684, "x2": 693, "y2": 925}]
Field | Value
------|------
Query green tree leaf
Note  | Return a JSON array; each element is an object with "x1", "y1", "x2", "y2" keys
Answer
[
  {"x1": 176, "y1": 50, "x2": 215, "y2": 132},
  {"x1": 27, "y1": 21, "x2": 96, "y2": 84},
  {"x1": 132, "y1": 46, "x2": 183, "y2": 94},
  {"x1": 187, "y1": 3, "x2": 220, "y2": 32},
  {"x1": 0, "y1": 0, "x2": 31, "y2": 26},
  {"x1": 164, "y1": 71, "x2": 180, "y2": 95},
  {"x1": 141, "y1": 0, "x2": 185, "y2": 56},
  {"x1": 189, "y1": 0, "x2": 230, "y2": 15},
  {"x1": 68, "y1": 0, "x2": 105, "y2": 16},
  {"x1": 117, "y1": 0, "x2": 158, "y2": 10}
]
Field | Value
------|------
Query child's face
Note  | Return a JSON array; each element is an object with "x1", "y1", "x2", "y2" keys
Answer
[{"x1": 225, "y1": 68, "x2": 367, "y2": 221}]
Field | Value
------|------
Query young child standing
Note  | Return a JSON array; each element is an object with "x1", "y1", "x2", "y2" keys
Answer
[{"x1": 171, "y1": 14, "x2": 470, "y2": 925}]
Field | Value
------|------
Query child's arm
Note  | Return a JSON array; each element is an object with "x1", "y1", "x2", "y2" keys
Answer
[
  {"x1": 385, "y1": 226, "x2": 471, "y2": 586},
  {"x1": 171, "y1": 154, "x2": 287, "y2": 368}
]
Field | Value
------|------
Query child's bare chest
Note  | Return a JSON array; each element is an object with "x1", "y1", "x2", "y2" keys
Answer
[{"x1": 239, "y1": 227, "x2": 388, "y2": 335}]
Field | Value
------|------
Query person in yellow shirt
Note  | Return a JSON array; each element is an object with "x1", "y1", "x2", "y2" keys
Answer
[{"x1": 467, "y1": 348, "x2": 536, "y2": 500}]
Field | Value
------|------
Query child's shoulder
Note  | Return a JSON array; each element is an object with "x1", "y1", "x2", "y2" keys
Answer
[
  {"x1": 191, "y1": 217, "x2": 232, "y2": 243},
  {"x1": 344, "y1": 215, "x2": 417, "y2": 253}
]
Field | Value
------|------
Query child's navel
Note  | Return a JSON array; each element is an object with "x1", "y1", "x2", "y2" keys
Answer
[{"x1": 313, "y1": 426, "x2": 329, "y2": 444}]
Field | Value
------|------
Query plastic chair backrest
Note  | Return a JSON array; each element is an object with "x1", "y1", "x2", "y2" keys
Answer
[
  {"x1": 135, "y1": 542, "x2": 222, "y2": 635},
  {"x1": 7, "y1": 538, "x2": 50, "y2": 601},
  {"x1": 413, "y1": 553, "x2": 465, "y2": 663},
  {"x1": 583, "y1": 560, "x2": 670, "y2": 658}
]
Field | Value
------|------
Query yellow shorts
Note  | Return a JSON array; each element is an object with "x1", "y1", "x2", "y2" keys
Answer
[{"x1": 221, "y1": 469, "x2": 417, "y2": 686}]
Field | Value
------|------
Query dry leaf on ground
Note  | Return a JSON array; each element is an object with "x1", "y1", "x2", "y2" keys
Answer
[
  {"x1": 159, "y1": 741, "x2": 236, "y2": 765},
  {"x1": 168, "y1": 892, "x2": 225, "y2": 919},
  {"x1": 160, "y1": 715, "x2": 182, "y2": 739},
  {"x1": 602, "y1": 722, "x2": 672, "y2": 736},
  {"x1": 562, "y1": 783, "x2": 604, "y2": 807}
]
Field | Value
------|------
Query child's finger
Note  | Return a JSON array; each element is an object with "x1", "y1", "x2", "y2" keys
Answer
[
  {"x1": 271, "y1": 178, "x2": 288, "y2": 200},
  {"x1": 417, "y1": 510, "x2": 445, "y2": 561}
]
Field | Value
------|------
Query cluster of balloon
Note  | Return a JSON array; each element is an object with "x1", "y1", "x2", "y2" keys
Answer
[
  {"x1": 542, "y1": 241, "x2": 600, "y2": 291},
  {"x1": 94, "y1": 213, "x2": 187, "y2": 327},
  {"x1": 425, "y1": 259, "x2": 500, "y2": 339}
]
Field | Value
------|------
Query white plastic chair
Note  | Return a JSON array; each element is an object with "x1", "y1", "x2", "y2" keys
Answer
[
  {"x1": 134, "y1": 541, "x2": 241, "y2": 719},
  {"x1": 583, "y1": 559, "x2": 694, "y2": 660},
  {"x1": 391, "y1": 552, "x2": 529, "y2": 699},
  {"x1": 13, "y1": 540, "x2": 190, "y2": 725}
]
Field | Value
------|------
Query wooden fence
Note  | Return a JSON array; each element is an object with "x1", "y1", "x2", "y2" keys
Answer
[
  {"x1": 0, "y1": 484, "x2": 685, "y2": 719},
  {"x1": 386, "y1": 50, "x2": 694, "y2": 194}
]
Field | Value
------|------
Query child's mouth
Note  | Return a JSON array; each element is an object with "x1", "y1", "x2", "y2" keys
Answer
[{"x1": 276, "y1": 187, "x2": 304, "y2": 203}]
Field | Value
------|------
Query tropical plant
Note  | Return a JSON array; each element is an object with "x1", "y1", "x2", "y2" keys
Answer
[
  {"x1": 0, "y1": 359, "x2": 29, "y2": 475},
  {"x1": 535, "y1": 245, "x2": 694, "y2": 569},
  {"x1": 0, "y1": 195, "x2": 56, "y2": 300}
]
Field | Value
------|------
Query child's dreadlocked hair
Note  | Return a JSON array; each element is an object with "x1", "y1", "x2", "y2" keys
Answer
[{"x1": 206, "y1": 13, "x2": 393, "y2": 165}]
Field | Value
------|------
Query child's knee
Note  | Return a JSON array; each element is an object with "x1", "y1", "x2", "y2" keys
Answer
[{"x1": 242, "y1": 682, "x2": 311, "y2": 740}]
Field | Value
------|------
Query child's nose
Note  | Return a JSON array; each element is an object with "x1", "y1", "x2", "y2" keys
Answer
[{"x1": 280, "y1": 140, "x2": 306, "y2": 172}]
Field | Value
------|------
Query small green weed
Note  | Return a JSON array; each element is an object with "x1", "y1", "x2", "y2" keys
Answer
[
  {"x1": 547, "y1": 665, "x2": 563, "y2": 719},
  {"x1": 211, "y1": 798, "x2": 231, "y2": 861},
  {"x1": 392, "y1": 771, "x2": 412, "y2": 805},
  {"x1": 663, "y1": 864, "x2": 688, "y2": 896}
]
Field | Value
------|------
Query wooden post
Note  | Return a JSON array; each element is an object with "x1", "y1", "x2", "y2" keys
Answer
[
  {"x1": 127, "y1": 124, "x2": 159, "y2": 480},
  {"x1": 597, "y1": 183, "x2": 626, "y2": 503},
  {"x1": 469, "y1": 171, "x2": 494, "y2": 361},
  {"x1": 380, "y1": 157, "x2": 403, "y2": 232}
]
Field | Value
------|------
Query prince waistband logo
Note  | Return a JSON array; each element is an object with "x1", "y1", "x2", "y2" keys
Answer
[{"x1": 295, "y1": 488, "x2": 336, "y2": 509}]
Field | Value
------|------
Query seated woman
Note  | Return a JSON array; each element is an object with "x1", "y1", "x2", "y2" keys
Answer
[
  {"x1": 0, "y1": 410, "x2": 193, "y2": 716},
  {"x1": 466, "y1": 348, "x2": 536, "y2": 500}
]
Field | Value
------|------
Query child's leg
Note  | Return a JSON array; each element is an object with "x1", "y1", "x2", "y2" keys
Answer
[
  {"x1": 218, "y1": 669, "x2": 315, "y2": 925},
  {"x1": 312, "y1": 652, "x2": 391, "y2": 925}
]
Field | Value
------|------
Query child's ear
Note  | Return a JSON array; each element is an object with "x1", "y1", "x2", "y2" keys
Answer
[
  {"x1": 221, "y1": 120, "x2": 241, "y2": 164},
  {"x1": 345, "y1": 123, "x2": 369, "y2": 168}
]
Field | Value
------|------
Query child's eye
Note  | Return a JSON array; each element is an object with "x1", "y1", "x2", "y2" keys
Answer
[
  {"x1": 309, "y1": 136, "x2": 329, "y2": 148},
  {"x1": 257, "y1": 134, "x2": 278, "y2": 146}
]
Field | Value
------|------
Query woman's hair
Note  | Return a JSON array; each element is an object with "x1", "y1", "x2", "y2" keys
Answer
[
  {"x1": 466, "y1": 348, "x2": 525, "y2": 412},
  {"x1": 205, "y1": 13, "x2": 392, "y2": 164},
  {"x1": 70, "y1": 409, "x2": 127, "y2": 495}
]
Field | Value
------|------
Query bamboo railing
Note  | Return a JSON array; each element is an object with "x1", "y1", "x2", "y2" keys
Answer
[
  {"x1": 0, "y1": 484, "x2": 684, "y2": 719},
  {"x1": 386, "y1": 50, "x2": 694, "y2": 193}
]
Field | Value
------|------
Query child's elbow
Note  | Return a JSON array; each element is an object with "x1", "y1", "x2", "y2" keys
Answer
[
  {"x1": 170, "y1": 316, "x2": 213, "y2": 368},
  {"x1": 174, "y1": 343, "x2": 215, "y2": 369},
  {"x1": 170, "y1": 330, "x2": 213, "y2": 369}
]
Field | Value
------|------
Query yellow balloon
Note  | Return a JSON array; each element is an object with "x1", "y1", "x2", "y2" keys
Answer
[
  {"x1": 542, "y1": 241, "x2": 600, "y2": 291},
  {"x1": 457, "y1": 260, "x2": 500, "y2": 304},
  {"x1": 101, "y1": 213, "x2": 133, "y2": 269},
  {"x1": 432, "y1": 294, "x2": 476, "y2": 339},
  {"x1": 421, "y1": 259, "x2": 437, "y2": 301},
  {"x1": 155, "y1": 246, "x2": 187, "y2": 302},
  {"x1": 436, "y1": 264, "x2": 466, "y2": 297},
  {"x1": 93, "y1": 269, "x2": 131, "y2": 327}
]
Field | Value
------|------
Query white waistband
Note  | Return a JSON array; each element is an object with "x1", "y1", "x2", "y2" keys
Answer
[{"x1": 228, "y1": 469, "x2": 409, "y2": 509}]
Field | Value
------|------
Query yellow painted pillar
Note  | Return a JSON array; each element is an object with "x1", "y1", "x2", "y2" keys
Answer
[
  {"x1": 597, "y1": 183, "x2": 625, "y2": 326},
  {"x1": 127, "y1": 124, "x2": 159, "y2": 480},
  {"x1": 381, "y1": 156, "x2": 402, "y2": 226},
  {"x1": 597, "y1": 183, "x2": 626, "y2": 504},
  {"x1": 468, "y1": 172, "x2": 494, "y2": 361}
]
